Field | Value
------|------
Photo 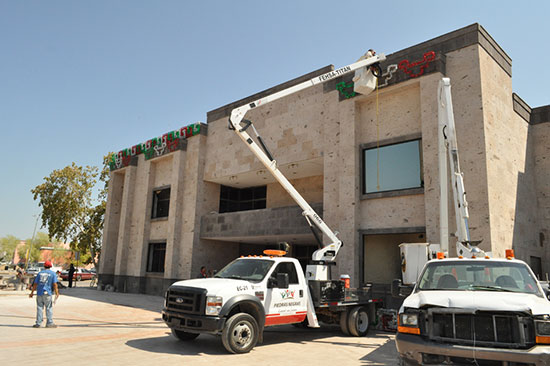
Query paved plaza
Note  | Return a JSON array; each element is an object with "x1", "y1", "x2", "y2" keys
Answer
[{"x1": 0, "y1": 286, "x2": 398, "y2": 365}]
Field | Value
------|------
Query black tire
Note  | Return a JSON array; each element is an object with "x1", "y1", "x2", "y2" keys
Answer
[
  {"x1": 221, "y1": 313, "x2": 259, "y2": 354},
  {"x1": 292, "y1": 317, "x2": 309, "y2": 328},
  {"x1": 76, "y1": 275, "x2": 82, "y2": 281},
  {"x1": 171, "y1": 329, "x2": 199, "y2": 341},
  {"x1": 339, "y1": 310, "x2": 350, "y2": 335},
  {"x1": 347, "y1": 306, "x2": 369, "y2": 336}
]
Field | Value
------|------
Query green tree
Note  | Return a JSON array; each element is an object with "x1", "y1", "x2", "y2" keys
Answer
[
  {"x1": 31, "y1": 155, "x2": 111, "y2": 268},
  {"x1": 17, "y1": 232, "x2": 52, "y2": 265},
  {"x1": 0, "y1": 235, "x2": 20, "y2": 263},
  {"x1": 50, "y1": 241, "x2": 71, "y2": 266}
]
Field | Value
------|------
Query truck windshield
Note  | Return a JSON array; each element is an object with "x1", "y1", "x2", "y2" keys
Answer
[
  {"x1": 214, "y1": 259, "x2": 274, "y2": 282},
  {"x1": 417, "y1": 261, "x2": 542, "y2": 296}
]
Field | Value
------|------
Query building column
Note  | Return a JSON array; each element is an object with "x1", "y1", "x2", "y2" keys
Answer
[
  {"x1": 164, "y1": 149, "x2": 186, "y2": 280},
  {"x1": 98, "y1": 170, "x2": 125, "y2": 276},
  {"x1": 114, "y1": 165, "x2": 137, "y2": 277}
]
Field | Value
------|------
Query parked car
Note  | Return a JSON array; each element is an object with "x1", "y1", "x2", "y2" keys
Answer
[
  {"x1": 25, "y1": 267, "x2": 40, "y2": 276},
  {"x1": 60, "y1": 268, "x2": 95, "y2": 281}
]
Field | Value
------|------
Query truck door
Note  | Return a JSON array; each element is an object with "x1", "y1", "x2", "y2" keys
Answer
[{"x1": 264, "y1": 261, "x2": 308, "y2": 326}]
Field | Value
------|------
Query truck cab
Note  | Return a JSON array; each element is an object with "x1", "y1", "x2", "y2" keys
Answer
[
  {"x1": 162, "y1": 255, "x2": 311, "y2": 353},
  {"x1": 395, "y1": 256, "x2": 550, "y2": 365}
]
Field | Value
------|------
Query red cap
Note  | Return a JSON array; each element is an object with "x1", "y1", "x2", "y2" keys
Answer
[{"x1": 44, "y1": 260, "x2": 52, "y2": 268}]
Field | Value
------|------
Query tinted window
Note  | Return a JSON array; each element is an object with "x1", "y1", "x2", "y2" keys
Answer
[
  {"x1": 363, "y1": 140, "x2": 423, "y2": 194},
  {"x1": 270, "y1": 262, "x2": 299, "y2": 284},
  {"x1": 152, "y1": 187, "x2": 170, "y2": 218}
]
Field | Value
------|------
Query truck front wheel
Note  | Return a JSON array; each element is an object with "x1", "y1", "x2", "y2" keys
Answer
[
  {"x1": 171, "y1": 329, "x2": 199, "y2": 341},
  {"x1": 347, "y1": 306, "x2": 369, "y2": 336},
  {"x1": 222, "y1": 313, "x2": 259, "y2": 354}
]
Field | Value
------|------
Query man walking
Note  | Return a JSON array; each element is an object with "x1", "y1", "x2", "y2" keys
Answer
[
  {"x1": 68, "y1": 263, "x2": 75, "y2": 288},
  {"x1": 29, "y1": 260, "x2": 59, "y2": 328}
]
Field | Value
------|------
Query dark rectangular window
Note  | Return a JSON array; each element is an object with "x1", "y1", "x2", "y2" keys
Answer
[
  {"x1": 219, "y1": 185, "x2": 266, "y2": 213},
  {"x1": 363, "y1": 139, "x2": 423, "y2": 194},
  {"x1": 147, "y1": 242, "x2": 166, "y2": 273},
  {"x1": 152, "y1": 187, "x2": 170, "y2": 218},
  {"x1": 271, "y1": 262, "x2": 299, "y2": 284}
]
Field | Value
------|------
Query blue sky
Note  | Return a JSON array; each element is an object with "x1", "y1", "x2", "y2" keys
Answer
[{"x1": 1, "y1": 0, "x2": 548, "y2": 240}]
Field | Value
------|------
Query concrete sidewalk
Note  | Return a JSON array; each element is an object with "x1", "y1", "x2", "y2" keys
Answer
[{"x1": 0, "y1": 287, "x2": 398, "y2": 365}]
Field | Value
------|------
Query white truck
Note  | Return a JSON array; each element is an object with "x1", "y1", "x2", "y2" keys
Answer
[
  {"x1": 393, "y1": 79, "x2": 550, "y2": 365},
  {"x1": 162, "y1": 52, "x2": 387, "y2": 353}
]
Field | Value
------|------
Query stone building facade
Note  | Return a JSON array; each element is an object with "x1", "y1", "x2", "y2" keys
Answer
[{"x1": 99, "y1": 24, "x2": 550, "y2": 297}]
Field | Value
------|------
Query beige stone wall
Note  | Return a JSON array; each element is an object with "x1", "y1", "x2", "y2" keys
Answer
[
  {"x1": 361, "y1": 194, "x2": 426, "y2": 229},
  {"x1": 533, "y1": 122, "x2": 550, "y2": 274},
  {"x1": 204, "y1": 85, "x2": 327, "y2": 182},
  {"x1": 442, "y1": 45, "x2": 491, "y2": 255},
  {"x1": 188, "y1": 135, "x2": 239, "y2": 277},
  {"x1": 358, "y1": 81, "x2": 422, "y2": 143},
  {"x1": 356, "y1": 79, "x2": 425, "y2": 235},
  {"x1": 266, "y1": 175, "x2": 323, "y2": 208},
  {"x1": 479, "y1": 46, "x2": 540, "y2": 261}
]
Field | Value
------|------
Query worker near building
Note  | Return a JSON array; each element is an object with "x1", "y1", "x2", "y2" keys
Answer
[
  {"x1": 68, "y1": 263, "x2": 76, "y2": 288},
  {"x1": 29, "y1": 260, "x2": 59, "y2": 328},
  {"x1": 197, "y1": 266, "x2": 208, "y2": 278}
]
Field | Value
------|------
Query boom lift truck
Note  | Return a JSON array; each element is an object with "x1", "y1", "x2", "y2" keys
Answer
[
  {"x1": 393, "y1": 78, "x2": 550, "y2": 365},
  {"x1": 162, "y1": 52, "x2": 388, "y2": 353}
]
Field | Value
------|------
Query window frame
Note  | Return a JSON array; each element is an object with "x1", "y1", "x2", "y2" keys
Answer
[
  {"x1": 146, "y1": 242, "x2": 166, "y2": 273},
  {"x1": 360, "y1": 134, "x2": 424, "y2": 199},
  {"x1": 219, "y1": 185, "x2": 267, "y2": 213},
  {"x1": 151, "y1": 186, "x2": 171, "y2": 219}
]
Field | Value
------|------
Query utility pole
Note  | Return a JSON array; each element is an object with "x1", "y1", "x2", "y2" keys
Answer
[{"x1": 25, "y1": 213, "x2": 41, "y2": 271}]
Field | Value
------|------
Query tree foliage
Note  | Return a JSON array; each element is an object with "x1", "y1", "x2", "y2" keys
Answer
[
  {"x1": 0, "y1": 235, "x2": 20, "y2": 262},
  {"x1": 31, "y1": 155, "x2": 111, "y2": 268}
]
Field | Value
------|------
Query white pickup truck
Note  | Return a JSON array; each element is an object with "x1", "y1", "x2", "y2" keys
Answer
[
  {"x1": 162, "y1": 253, "x2": 378, "y2": 353},
  {"x1": 394, "y1": 256, "x2": 550, "y2": 365}
]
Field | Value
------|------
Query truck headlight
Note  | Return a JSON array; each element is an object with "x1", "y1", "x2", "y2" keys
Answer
[
  {"x1": 535, "y1": 315, "x2": 550, "y2": 344},
  {"x1": 398, "y1": 312, "x2": 420, "y2": 335},
  {"x1": 205, "y1": 296, "x2": 223, "y2": 316},
  {"x1": 401, "y1": 313, "x2": 418, "y2": 326}
]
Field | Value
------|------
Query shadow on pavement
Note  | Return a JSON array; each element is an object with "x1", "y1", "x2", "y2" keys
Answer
[
  {"x1": 0, "y1": 314, "x2": 164, "y2": 329},
  {"x1": 359, "y1": 336, "x2": 399, "y2": 365},
  {"x1": 127, "y1": 333, "x2": 227, "y2": 355},
  {"x1": 58, "y1": 287, "x2": 164, "y2": 313},
  {"x1": 126, "y1": 325, "x2": 397, "y2": 357}
]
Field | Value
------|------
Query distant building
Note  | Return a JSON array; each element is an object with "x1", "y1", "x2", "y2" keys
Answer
[
  {"x1": 13, "y1": 241, "x2": 72, "y2": 268},
  {"x1": 99, "y1": 23, "x2": 550, "y2": 298}
]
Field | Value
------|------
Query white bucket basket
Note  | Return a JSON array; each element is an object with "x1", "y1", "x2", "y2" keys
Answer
[{"x1": 353, "y1": 67, "x2": 377, "y2": 96}]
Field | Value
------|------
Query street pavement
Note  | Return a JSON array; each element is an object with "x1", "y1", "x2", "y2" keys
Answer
[{"x1": 0, "y1": 285, "x2": 398, "y2": 365}]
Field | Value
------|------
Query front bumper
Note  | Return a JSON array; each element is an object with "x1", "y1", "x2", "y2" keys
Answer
[
  {"x1": 396, "y1": 333, "x2": 550, "y2": 365},
  {"x1": 162, "y1": 309, "x2": 226, "y2": 334}
]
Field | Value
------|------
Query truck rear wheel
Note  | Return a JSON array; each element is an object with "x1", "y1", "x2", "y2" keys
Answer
[
  {"x1": 339, "y1": 310, "x2": 350, "y2": 335},
  {"x1": 347, "y1": 306, "x2": 369, "y2": 336},
  {"x1": 171, "y1": 329, "x2": 199, "y2": 341},
  {"x1": 222, "y1": 313, "x2": 259, "y2": 354}
]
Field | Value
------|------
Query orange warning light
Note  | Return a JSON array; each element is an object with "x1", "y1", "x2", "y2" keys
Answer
[
  {"x1": 436, "y1": 252, "x2": 445, "y2": 259},
  {"x1": 505, "y1": 249, "x2": 515, "y2": 259},
  {"x1": 263, "y1": 250, "x2": 287, "y2": 257}
]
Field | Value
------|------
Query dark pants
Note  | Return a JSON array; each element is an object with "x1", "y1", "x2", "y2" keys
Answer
[{"x1": 68, "y1": 274, "x2": 73, "y2": 288}]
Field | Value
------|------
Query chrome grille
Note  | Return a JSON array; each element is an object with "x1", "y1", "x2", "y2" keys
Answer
[
  {"x1": 428, "y1": 309, "x2": 535, "y2": 349},
  {"x1": 166, "y1": 286, "x2": 206, "y2": 315}
]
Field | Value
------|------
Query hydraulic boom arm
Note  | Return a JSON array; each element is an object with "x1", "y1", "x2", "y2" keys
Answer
[
  {"x1": 228, "y1": 53, "x2": 386, "y2": 266},
  {"x1": 438, "y1": 77, "x2": 483, "y2": 257}
]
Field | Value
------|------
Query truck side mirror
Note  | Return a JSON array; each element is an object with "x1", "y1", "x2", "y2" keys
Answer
[
  {"x1": 391, "y1": 279, "x2": 402, "y2": 297},
  {"x1": 392, "y1": 278, "x2": 414, "y2": 297},
  {"x1": 277, "y1": 273, "x2": 289, "y2": 289}
]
